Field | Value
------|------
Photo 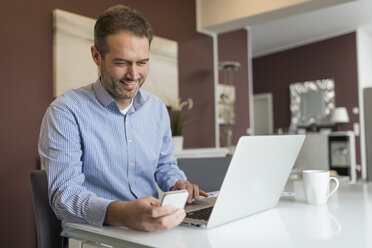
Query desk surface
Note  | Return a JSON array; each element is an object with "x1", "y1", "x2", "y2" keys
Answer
[{"x1": 67, "y1": 180, "x2": 372, "y2": 248}]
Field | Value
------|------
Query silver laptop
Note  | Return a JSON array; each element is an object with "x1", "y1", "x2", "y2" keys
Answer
[{"x1": 183, "y1": 135, "x2": 305, "y2": 228}]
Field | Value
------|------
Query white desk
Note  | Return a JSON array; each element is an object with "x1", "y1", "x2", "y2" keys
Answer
[{"x1": 67, "y1": 180, "x2": 372, "y2": 248}]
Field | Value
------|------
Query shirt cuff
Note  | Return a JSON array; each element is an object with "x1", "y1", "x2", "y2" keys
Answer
[
  {"x1": 162, "y1": 175, "x2": 187, "y2": 192},
  {"x1": 86, "y1": 197, "x2": 114, "y2": 226}
]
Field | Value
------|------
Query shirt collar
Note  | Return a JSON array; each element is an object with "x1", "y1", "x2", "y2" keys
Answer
[
  {"x1": 93, "y1": 78, "x2": 148, "y2": 113},
  {"x1": 93, "y1": 79, "x2": 115, "y2": 108}
]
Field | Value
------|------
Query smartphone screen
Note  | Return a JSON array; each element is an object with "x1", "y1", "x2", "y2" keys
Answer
[{"x1": 161, "y1": 190, "x2": 189, "y2": 209}]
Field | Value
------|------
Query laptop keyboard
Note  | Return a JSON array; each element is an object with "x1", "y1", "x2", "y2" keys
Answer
[{"x1": 186, "y1": 207, "x2": 214, "y2": 221}]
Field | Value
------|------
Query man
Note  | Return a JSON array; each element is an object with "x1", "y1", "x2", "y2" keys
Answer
[{"x1": 38, "y1": 4, "x2": 208, "y2": 238}]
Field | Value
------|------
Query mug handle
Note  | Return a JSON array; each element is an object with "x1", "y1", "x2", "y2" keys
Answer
[{"x1": 327, "y1": 177, "x2": 340, "y2": 198}]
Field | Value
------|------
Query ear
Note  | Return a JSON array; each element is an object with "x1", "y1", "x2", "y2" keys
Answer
[{"x1": 91, "y1": 45, "x2": 102, "y2": 66}]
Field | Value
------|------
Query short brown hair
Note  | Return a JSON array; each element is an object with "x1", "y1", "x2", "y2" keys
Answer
[{"x1": 94, "y1": 5, "x2": 153, "y2": 56}]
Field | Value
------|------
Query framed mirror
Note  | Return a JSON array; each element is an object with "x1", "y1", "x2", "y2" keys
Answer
[{"x1": 290, "y1": 79, "x2": 335, "y2": 127}]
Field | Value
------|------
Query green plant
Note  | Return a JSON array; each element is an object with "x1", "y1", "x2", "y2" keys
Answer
[{"x1": 169, "y1": 98, "x2": 193, "y2": 136}]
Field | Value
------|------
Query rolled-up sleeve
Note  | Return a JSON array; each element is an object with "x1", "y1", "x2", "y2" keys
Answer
[{"x1": 38, "y1": 105, "x2": 113, "y2": 227}]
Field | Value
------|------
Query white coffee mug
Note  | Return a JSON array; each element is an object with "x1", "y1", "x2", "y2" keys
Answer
[{"x1": 302, "y1": 170, "x2": 340, "y2": 205}]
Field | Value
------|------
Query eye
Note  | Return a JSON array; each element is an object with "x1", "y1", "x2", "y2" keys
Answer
[
  {"x1": 137, "y1": 61, "x2": 148, "y2": 66},
  {"x1": 115, "y1": 62, "x2": 128, "y2": 67}
]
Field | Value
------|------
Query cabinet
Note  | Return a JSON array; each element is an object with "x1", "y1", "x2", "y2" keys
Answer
[
  {"x1": 294, "y1": 131, "x2": 356, "y2": 182},
  {"x1": 328, "y1": 131, "x2": 357, "y2": 182}
]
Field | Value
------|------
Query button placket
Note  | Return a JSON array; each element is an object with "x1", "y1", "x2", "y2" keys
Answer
[{"x1": 126, "y1": 114, "x2": 136, "y2": 192}]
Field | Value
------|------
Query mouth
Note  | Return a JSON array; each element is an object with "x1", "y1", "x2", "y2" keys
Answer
[{"x1": 120, "y1": 80, "x2": 138, "y2": 90}]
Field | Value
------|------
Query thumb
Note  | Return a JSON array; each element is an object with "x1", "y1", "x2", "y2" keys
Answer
[{"x1": 145, "y1": 196, "x2": 161, "y2": 207}]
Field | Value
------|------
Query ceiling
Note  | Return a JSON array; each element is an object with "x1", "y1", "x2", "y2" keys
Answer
[{"x1": 251, "y1": 0, "x2": 372, "y2": 57}]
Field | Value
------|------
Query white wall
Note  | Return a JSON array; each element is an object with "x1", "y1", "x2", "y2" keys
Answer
[
  {"x1": 357, "y1": 29, "x2": 372, "y2": 88},
  {"x1": 196, "y1": 0, "x2": 354, "y2": 34},
  {"x1": 356, "y1": 28, "x2": 372, "y2": 179},
  {"x1": 197, "y1": 0, "x2": 309, "y2": 29}
]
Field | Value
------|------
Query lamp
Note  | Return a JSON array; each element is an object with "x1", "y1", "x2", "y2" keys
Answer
[
  {"x1": 218, "y1": 61, "x2": 241, "y2": 71},
  {"x1": 330, "y1": 107, "x2": 349, "y2": 130}
]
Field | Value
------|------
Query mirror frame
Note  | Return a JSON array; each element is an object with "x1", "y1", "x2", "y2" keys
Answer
[{"x1": 290, "y1": 79, "x2": 335, "y2": 127}]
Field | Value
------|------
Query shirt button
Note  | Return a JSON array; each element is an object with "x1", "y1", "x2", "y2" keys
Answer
[
  {"x1": 130, "y1": 161, "x2": 134, "y2": 166},
  {"x1": 128, "y1": 139, "x2": 132, "y2": 143},
  {"x1": 131, "y1": 182, "x2": 134, "y2": 187}
]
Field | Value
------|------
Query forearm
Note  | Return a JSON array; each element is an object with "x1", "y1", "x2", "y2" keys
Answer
[
  {"x1": 104, "y1": 201, "x2": 129, "y2": 226},
  {"x1": 155, "y1": 162, "x2": 187, "y2": 191},
  {"x1": 53, "y1": 189, "x2": 112, "y2": 225},
  {"x1": 46, "y1": 160, "x2": 113, "y2": 226}
]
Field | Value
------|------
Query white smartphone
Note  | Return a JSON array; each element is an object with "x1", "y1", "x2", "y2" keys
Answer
[{"x1": 161, "y1": 190, "x2": 189, "y2": 209}]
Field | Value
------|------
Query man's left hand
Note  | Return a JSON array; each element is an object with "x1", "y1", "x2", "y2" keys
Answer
[{"x1": 170, "y1": 180, "x2": 209, "y2": 204}]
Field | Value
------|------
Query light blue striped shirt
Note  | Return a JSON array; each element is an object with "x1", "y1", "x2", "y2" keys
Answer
[{"x1": 38, "y1": 79, "x2": 186, "y2": 235}]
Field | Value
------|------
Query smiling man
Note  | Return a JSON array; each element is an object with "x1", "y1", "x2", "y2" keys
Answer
[
  {"x1": 93, "y1": 30, "x2": 149, "y2": 109},
  {"x1": 38, "y1": 5, "x2": 207, "y2": 246}
]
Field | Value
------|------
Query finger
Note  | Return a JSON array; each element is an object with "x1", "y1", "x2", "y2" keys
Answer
[
  {"x1": 199, "y1": 190, "x2": 209, "y2": 197},
  {"x1": 155, "y1": 208, "x2": 186, "y2": 230},
  {"x1": 149, "y1": 205, "x2": 177, "y2": 218},
  {"x1": 185, "y1": 182, "x2": 194, "y2": 204},
  {"x1": 169, "y1": 208, "x2": 186, "y2": 227},
  {"x1": 192, "y1": 184, "x2": 200, "y2": 201}
]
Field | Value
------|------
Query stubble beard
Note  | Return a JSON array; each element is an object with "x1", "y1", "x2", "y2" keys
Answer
[
  {"x1": 116, "y1": 77, "x2": 145, "y2": 100},
  {"x1": 100, "y1": 64, "x2": 146, "y2": 101}
]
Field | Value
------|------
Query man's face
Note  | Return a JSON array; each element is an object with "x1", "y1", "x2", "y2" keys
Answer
[{"x1": 91, "y1": 31, "x2": 150, "y2": 109}]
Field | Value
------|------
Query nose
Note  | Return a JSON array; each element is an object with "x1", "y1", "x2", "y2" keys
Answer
[{"x1": 127, "y1": 64, "x2": 139, "y2": 80}]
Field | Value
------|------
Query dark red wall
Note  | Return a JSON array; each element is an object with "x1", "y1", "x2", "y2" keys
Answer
[
  {"x1": 252, "y1": 32, "x2": 360, "y2": 164},
  {"x1": 218, "y1": 29, "x2": 251, "y2": 145},
  {"x1": 0, "y1": 1, "x2": 214, "y2": 247}
]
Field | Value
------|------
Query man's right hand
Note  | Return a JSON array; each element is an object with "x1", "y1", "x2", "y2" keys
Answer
[{"x1": 104, "y1": 197, "x2": 186, "y2": 231}]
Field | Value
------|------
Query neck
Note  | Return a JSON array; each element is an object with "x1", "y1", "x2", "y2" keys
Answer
[{"x1": 117, "y1": 98, "x2": 132, "y2": 110}]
